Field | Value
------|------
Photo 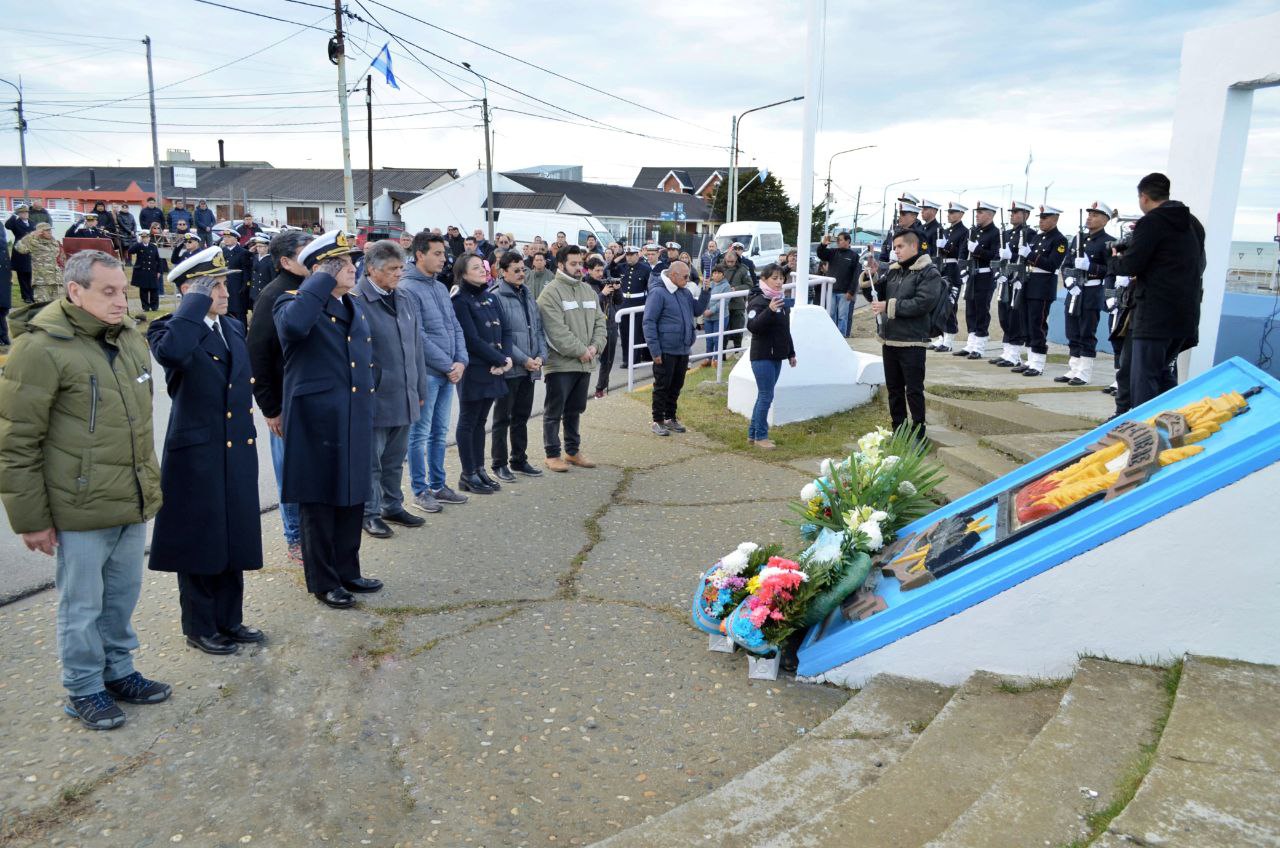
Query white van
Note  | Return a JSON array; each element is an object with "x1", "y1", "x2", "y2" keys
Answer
[{"x1": 714, "y1": 220, "x2": 785, "y2": 267}]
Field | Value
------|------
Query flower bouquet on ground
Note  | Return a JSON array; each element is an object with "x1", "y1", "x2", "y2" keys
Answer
[
  {"x1": 691, "y1": 542, "x2": 782, "y2": 635},
  {"x1": 725, "y1": 555, "x2": 826, "y2": 655}
]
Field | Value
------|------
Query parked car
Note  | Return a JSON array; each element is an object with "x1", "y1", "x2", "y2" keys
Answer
[{"x1": 355, "y1": 224, "x2": 407, "y2": 249}]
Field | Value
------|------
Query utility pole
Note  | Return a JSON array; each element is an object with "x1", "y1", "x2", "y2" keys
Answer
[
  {"x1": 366, "y1": 74, "x2": 373, "y2": 226},
  {"x1": 824, "y1": 145, "x2": 876, "y2": 236},
  {"x1": 461, "y1": 62, "x2": 495, "y2": 243},
  {"x1": 727, "y1": 116, "x2": 737, "y2": 224},
  {"x1": 333, "y1": 0, "x2": 356, "y2": 233},
  {"x1": 143, "y1": 38, "x2": 162, "y2": 212},
  {"x1": 851, "y1": 184, "x2": 862, "y2": 238},
  {"x1": 0, "y1": 77, "x2": 28, "y2": 205}
]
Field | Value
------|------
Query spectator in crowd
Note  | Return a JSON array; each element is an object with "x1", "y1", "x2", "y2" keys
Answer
[
  {"x1": 147, "y1": 221, "x2": 164, "y2": 242},
  {"x1": 353, "y1": 240, "x2": 429, "y2": 538},
  {"x1": 398, "y1": 230, "x2": 414, "y2": 252},
  {"x1": 91, "y1": 201, "x2": 120, "y2": 254},
  {"x1": 218, "y1": 228, "x2": 253, "y2": 322},
  {"x1": 679, "y1": 250, "x2": 701, "y2": 283},
  {"x1": 445, "y1": 225, "x2": 465, "y2": 259},
  {"x1": 66, "y1": 212, "x2": 106, "y2": 240},
  {"x1": 550, "y1": 231, "x2": 569, "y2": 256},
  {"x1": 273, "y1": 231, "x2": 383, "y2": 610},
  {"x1": 700, "y1": 239, "x2": 721, "y2": 279},
  {"x1": 643, "y1": 260, "x2": 709, "y2": 436},
  {"x1": 14, "y1": 223, "x2": 64, "y2": 303},
  {"x1": 248, "y1": 229, "x2": 313, "y2": 565},
  {"x1": 127, "y1": 230, "x2": 165, "y2": 312},
  {"x1": 537, "y1": 245, "x2": 605, "y2": 472},
  {"x1": 113, "y1": 202, "x2": 137, "y2": 248},
  {"x1": 584, "y1": 233, "x2": 604, "y2": 255},
  {"x1": 585, "y1": 254, "x2": 620, "y2": 398},
  {"x1": 400, "y1": 232, "x2": 469, "y2": 512},
  {"x1": 27, "y1": 199, "x2": 52, "y2": 227},
  {"x1": 451, "y1": 253, "x2": 513, "y2": 494},
  {"x1": 719, "y1": 248, "x2": 753, "y2": 353},
  {"x1": 745, "y1": 263, "x2": 797, "y2": 450},
  {"x1": 817, "y1": 231, "x2": 860, "y2": 336},
  {"x1": 864, "y1": 229, "x2": 943, "y2": 436},
  {"x1": 171, "y1": 217, "x2": 193, "y2": 247},
  {"x1": 138, "y1": 197, "x2": 163, "y2": 232},
  {"x1": 491, "y1": 252, "x2": 547, "y2": 481},
  {"x1": 525, "y1": 249, "x2": 555, "y2": 299},
  {"x1": 194, "y1": 200, "x2": 216, "y2": 246},
  {"x1": 249, "y1": 235, "x2": 274, "y2": 303},
  {"x1": 0, "y1": 250, "x2": 169, "y2": 730},
  {"x1": 167, "y1": 199, "x2": 193, "y2": 233},
  {"x1": 730, "y1": 241, "x2": 759, "y2": 284},
  {"x1": 0, "y1": 219, "x2": 8, "y2": 347},
  {"x1": 172, "y1": 232, "x2": 203, "y2": 284},
  {"x1": 701, "y1": 264, "x2": 731, "y2": 366},
  {"x1": 147, "y1": 246, "x2": 264, "y2": 656},
  {"x1": 472, "y1": 228, "x2": 495, "y2": 259},
  {"x1": 5, "y1": 204, "x2": 35, "y2": 303},
  {"x1": 235, "y1": 213, "x2": 263, "y2": 246}
]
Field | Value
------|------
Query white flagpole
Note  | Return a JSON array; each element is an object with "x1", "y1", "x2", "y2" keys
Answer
[{"x1": 795, "y1": 0, "x2": 821, "y2": 302}]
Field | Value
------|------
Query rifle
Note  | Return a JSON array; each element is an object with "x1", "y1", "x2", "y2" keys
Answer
[
  {"x1": 997, "y1": 207, "x2": 1012, "y2": 307},
  {"x1": 964, "y1": 208, "x2": 977, "y2": 289},
  {"x1": 1065, "y1": 209, "x2": 1086, "y2": 318},
  {"x1": 1010, "y1": 220, "x2": 1027, "y2": 311}
]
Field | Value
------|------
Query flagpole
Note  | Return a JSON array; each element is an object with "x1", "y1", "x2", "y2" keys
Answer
[{"x1": 1023, "y1": 149, "x2": 1032, "y2": 201}]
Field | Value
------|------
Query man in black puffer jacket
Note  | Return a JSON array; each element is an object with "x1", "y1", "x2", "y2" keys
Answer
[{"x1": 864, "y1": 229, "x2": 943, "y2": 436}]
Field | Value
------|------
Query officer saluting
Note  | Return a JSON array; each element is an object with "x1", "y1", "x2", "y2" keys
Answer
[
  {"x1": 146, "y1": 246, "x2": 265, "y2": 655},
  {"x1": 1057, "y1": 201, "x2": 1117, "y2": 386},
  {"x1": 989, "y1": 200, "x2": 1037, "y2": 368},
  {"x1": 955, "y1": 201, "x2": 1000, "y2": 360},
  {"x1": 273, "y1": 231, "x2": 382, "y2": 610},
  {"x1": 1016, "y1": 205, "x2": 1069, "y2": 377},
  {"x1": 930, "y1": 202, "x2": 969, "y2": 352},
  {"x1": 66, "y1": 212, "x2": 107, "y2": 241}
]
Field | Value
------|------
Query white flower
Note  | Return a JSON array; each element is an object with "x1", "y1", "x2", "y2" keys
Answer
[
  {"x1": 871, "y1": 509, "x2": 888, "y2": 523},
  {"x1": 857, "y1": 427, "x2": 891, "y2": 455},
  {"x1": 880, "y1": 455, "x2": 901, "y2": 471},
  {"x1": 819, "y1": 458, "x2": 836, "y2": 477},
  {"x1": 720, "y1": 550, "x2": 749, "y2": 574},
  {"x1": 898, "y1": 480, "x2": 917, "y2": 496},
  {"x1": 760, "y1": 565, "x2": 808, "y2": 583},
  {"x1": 736, "y1": 541, "x2": 759, "y2": 556},
  {"x1": 800, "y1": 482, "x2": 819, "y2": 502},
  {"x1": 857, "y1": 520, "x2": 884, "y2": 551}
]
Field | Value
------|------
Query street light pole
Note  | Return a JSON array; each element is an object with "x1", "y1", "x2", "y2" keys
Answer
[
  {"x1": 462, "y1": 62, "x2": 495, "y2": 244},
  {"x1": 0, "y1": 77, "x2": 28, "y2": 206},
  {"x1": 729, "y1": 95, "x2": 802, "y2": 224},
  {"x1": 824, "y1": 144, "x2": 875, "y2": 235},
  {"x1": 332, "y1": 0, "x2": 357, "y2": 233},
  {"x1": 880, "y1": 177, "x2": 919, "y2": 234}
]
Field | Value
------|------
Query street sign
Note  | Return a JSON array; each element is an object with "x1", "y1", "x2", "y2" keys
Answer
[
  {"x1": 660, "y1": 212, "x2": 674, "y2": 221},
  {"x1": 173, "y1": 166, "x2": 197, "y2": 189}
]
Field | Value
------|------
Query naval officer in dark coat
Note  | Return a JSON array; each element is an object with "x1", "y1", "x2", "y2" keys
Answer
[
  {"x1": 146, "y1": 245, "x2": 265, "y2": 655},
  {"x1": 272, "y1": 230, "x2": 382, "y2": 609}
]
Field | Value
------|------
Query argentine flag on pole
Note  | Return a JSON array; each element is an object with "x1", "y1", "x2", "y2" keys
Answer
[{"x1": 369, "y1": 42, "x2": 400, "y2": 90}]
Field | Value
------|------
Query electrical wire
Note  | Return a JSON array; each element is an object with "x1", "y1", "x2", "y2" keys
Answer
[
  {"x1": 491, "y1": 107, "x2": 727, "y2": 152},
  {"x1": 25, "y1": 105, "x2": 476, "y2": 128},
  {"x1": 188, "y1": 0, "x2": 332, "y2": 32},
  {"x1": 28, "y1": 123, "x2": 479, "y2": 136}
]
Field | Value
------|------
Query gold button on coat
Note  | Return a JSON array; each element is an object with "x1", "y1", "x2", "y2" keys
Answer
[{"x1": 226, "y1": 441, "x2": 232, "y2": 448}]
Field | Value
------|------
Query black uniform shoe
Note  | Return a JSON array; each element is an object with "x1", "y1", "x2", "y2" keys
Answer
[
  {"x1": 1021, "y1": 368, "x2": 1043, "y2": 377},
  {"x1": 316, "y1": 588, "x2": 356, "y2": 608},
  {"x1": 1053, "y1": 374, "x2": 1072, "y2": 383},
  {"x1": 996, "y1": 360, "x2": 1017, "y2": 367},
  {"x1": 1102, "y1": 385, "x2": 1117, "y2": 395},
  {"x1": 511, "y1": 460, "x2": 543, "y2": 477},
  {"x1": 966, "y1": 351, "x2": 984, "y2": 360},
  {"x1": 362, "y1": 516, "x2": 393, "y2": 538},
  {"x1": 343, "y1": 576, "x2": 383, "y2": 593},
  {"x1": 477, "y1": 469, "x2": 503, "y2": 490},
  {"x1": 382, "y1": 509, "x2": 426, "y2": 527},
  {"x1": 1010, "y1": 363, "x2": 1028, "y2": 373},
  {"x1": 987, "y1": 356, "x2": 1004, "y2": 365},
  {"x1": 186, "y1": 633, "x2": 239, "y2": 655},
  {"x1": 1067, "y1": 377, "x2": 1088, "y2": 386},
  {"x1": 492, "y1": 465, "x2": 517, "y2": 483},
  {"x1": 458, "y1": 473, "x2": 496, "y2": 494},
  {"x1": 951, "y1": 348, "x2": 970, "y2": 356},
  {"x1": 220, "y1": 624, "x2": 266, "y2": 643}
]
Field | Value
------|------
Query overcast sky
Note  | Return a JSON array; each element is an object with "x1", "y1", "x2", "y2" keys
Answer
[{"x1": 1, "y1": 0, "x2": 1276, "y2": 239}]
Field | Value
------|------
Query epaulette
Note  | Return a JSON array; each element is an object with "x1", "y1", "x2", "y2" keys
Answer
[{"x1": 284, "y1": 290, "x2": 298, "y2": 295}]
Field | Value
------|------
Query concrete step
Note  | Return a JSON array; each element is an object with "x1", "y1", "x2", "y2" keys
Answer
[
  {"x1": 925, "y1": 393, "x2": 1097, "y2": 437},
  {"x1": 923, "y1": 423, "x2": 977, "y2": 450},
  {"x1": 935, "y1": 444, "x2": 1023, "y2": 486},
  {"x1": 1097, "y1": 655, "x2": 1280, "y2": 847},
  {"x1": 978, "y1": 430, "x2": 1088, "y2": 465},
  {"x1": 590, "y1": 675, "x2": 954, "y2": 848},
  {"x1": 933, "y1": 468, "x2": 983, "y2": 504},
  {"x1": 926, "y1": 659, "x2": 1168, "y2": 848},
  {"x1": 763, "y1": 671, "x2": 1063, "y2": 848}
]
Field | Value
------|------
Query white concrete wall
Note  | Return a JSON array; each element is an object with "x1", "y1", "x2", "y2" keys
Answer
[
  {"x1": 400, "y1": 171, "x2": 525, "y2": 235},
  {"x1": 808, "y1": 462, "x2": 1280, "y2": 688}
]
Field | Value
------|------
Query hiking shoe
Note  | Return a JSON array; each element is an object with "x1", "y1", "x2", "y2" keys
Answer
[
  {"x1": 544, "y1": 456, "x2": 570, "y2": 472},
  {"x1": 753, "y1": 438, "x2": 778, "y2": 451},
  {"x1": 286, "y1": 542, "x2": 304, "y2": 566},
  {"x1": 105, "y1": 671, "x2": 172, "y2": 705},
  {"x1": 430, "y1": 485, "x2": 469, "y2": 505},
  {"x1": 565, "y1": 453, "x2": 596, "y2": 468},
  {"x1": 664, "y1": 418, "x2": 687, "y2": 433},
  {"x1": 412, "y1": 491, "x2": 444, "y2": 513},
  {"x1": 652, "y1": 422, "x2": 670, "y2": 437},
  {"x1": 65, "y1": 691, "x2": 125, "y2": 730}
]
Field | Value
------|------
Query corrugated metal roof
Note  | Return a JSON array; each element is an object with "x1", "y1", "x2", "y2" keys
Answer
[
  {"x1": 503, "y1": 173, "x2": 710, "y2": 221},
  {"x1": 484, "y1": 192, "x2": 562, "y2": 210}
]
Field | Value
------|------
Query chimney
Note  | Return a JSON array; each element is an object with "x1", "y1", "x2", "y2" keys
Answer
[
  {"x1": 218, "y1": 139, "x2": 226, "y2": 168},
  {"x1": 89, "y1": 169, "x2": 97, "y2": 190}
]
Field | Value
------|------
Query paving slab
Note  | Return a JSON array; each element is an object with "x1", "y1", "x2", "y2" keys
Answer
[
  {"x1": 980, "y1": 430, "x2": 1089, "y2": 464},
  {"x1": 1019, "y1": 388, "x2": 1115, "y2": 423},
  {"x1": 625, "y1": 452, "x2": 812, "y2": 506},
  {"x1": 570, "y1": 429, "x2": 712, "y2": 469}
]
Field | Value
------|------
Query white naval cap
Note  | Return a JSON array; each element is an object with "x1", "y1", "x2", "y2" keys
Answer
[
  {"x1": 1088, "y1": 201, "x2": 1116, "y2": 219},
  {"x1": 897, "y1": 191, "x2": 920, "y2": 206},
  {"x1": 167, "y1": 245, "x2": 232, "y2": 285},
  {"x1": 947, "y1": 201, "x2": 969, "y2": 214},
  {"x1": 919, "y1": 198, "x2": 941, "y2": 210},
  {"x1": 623, "y1": 245, "x2": 641, "y2": 254},
  {"x1": 1039, "y1": 204, "x2": 1063, "y2": 217},
  {"x1": 250, "y1": 234, "x2": 270, "y2": 245},
  {"x1": 1009, "y1": 200, "x2": 1035, "y2": 213},
  {"x1": 975, "y1": 200, "x2": 999, "y2": 213},
  {"x1": 898, "y1": 202, "x2": 922, "y2": 215},
  {"x1": 298, "y1": 229, "x2": 362, "y2": 269},
  {"x1": 643, "y1": 242, "x2": 661, "y2": 250}
]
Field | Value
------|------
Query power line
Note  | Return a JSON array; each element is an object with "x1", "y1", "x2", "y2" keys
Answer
[
  {"x1": 26, "y1": 105, "x2": 476, "y2": 128},
  {"x1": 29, "y1": 122, "x2": 479, "y2": 136},
  {"x1": 0, "y1": 26, "x2": 136, "y2": 42},
  {"x1": 188, "y1": 0, "x2": 332, "y2": 32}
]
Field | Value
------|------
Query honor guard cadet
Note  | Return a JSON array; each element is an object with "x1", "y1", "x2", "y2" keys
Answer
[
  {"x1": 1102, "y1": 215, "x2": 1139, "y2": 396},
  {"x1": 878, "y1": 195, "x2": 930, "y2": 264},
  {"x1": 218, "y1": 229, "x2": 253, "y2": 322},
  {"x1": 955, "y1": 200, "x2": 1001, "y2": 359},
  {"x1": 930, "y1": 202, "x2": 969, "y2": 352},
  {"x1": 617, "y1": 244, "x2": 654, "y2": 364},
  {"x1": 1017, "y1": 205, "x2": 1070, "y2": 376},
  {"x1": 146, "y1": 246, "x2": 265, "y2": 655},
  {"x1": 273, "y1": 231, "x2": 383, "y2": 610},
  {"x1": 920, "y1": 199, "x2": 943, "y2": 258},
  {"x1": 1058, "y1": 201, "x2": 1117, "y2": 385},
  {"x1": 990, "y1": 200, "x2": 1037, "y2": 368}
]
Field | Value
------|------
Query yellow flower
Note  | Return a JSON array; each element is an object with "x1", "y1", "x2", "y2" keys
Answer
[{"x1": 746, "y1": 575, "x2": 762, "y2": 594}]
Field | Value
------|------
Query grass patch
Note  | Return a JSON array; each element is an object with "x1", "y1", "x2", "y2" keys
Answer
[
  {"x1": 996, "y1": 677, "x2": 1071, "y2": 695},
  {"x1": 925, "y1": 384, "x2": 1020, "y2": 403},
  {"x1": 628, "y1": 365, "x2": 891, "y2": 462},
  {"x1": 907, "y1": 718, "x2": 931, "y2": 734}
]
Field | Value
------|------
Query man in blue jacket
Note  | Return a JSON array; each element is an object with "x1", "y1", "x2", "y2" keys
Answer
[
  {"x1": 194, "y1": 200, "x2": 217, "y2": 246},
  {"x1": 399, "y1": 232, "x2": 470, "y2": 513},
  {"x1": 643, "y1": 260, "x2": 710, "y2": 436},
  {"x1": 167, "y1": 199, "x2": 193, "y2": 233}
]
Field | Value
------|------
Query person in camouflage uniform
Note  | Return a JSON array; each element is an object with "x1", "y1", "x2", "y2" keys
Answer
[{"x1": 14, "y1": 223, "x2": 65, "y2": 304}]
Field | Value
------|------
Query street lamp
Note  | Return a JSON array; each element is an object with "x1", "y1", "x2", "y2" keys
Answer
[
  {"x1": 461, "y1": 61, "x2": 495, "y2": 243},
  {"x1": 880, "y1": 177, "x2": 919, "y2": 234},
  {"x1": 0, "y1": 76, "x2": 28, "y2": 207},
  {"x1": 727, "y1": 96, "x2": 802, "y2": 223},
  {"x1": 824, "y1": 145, "x2": 875, "y2": 234}
]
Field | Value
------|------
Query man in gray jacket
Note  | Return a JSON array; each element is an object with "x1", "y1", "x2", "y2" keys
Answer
[
  {"x1": 399, "y1": 232, "x2": 469, "y2": 512},
  {"x1": 354, "y1": 240, "x2": 429, "y2": 538},
  {"x1": 491, "y1": 252, "x2": 548, "y2": 480}
]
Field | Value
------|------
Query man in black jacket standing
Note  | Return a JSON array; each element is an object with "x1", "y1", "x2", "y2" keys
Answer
[
  {"x1": 816, "y1": 231, "x2": 859, "y2": 336},
  {"x1": 1109, "y1": 172, "x2": 1205, "y2": 412},
  {"x1": 219, "y1": 228, "x2": 253, "y2": 322}
]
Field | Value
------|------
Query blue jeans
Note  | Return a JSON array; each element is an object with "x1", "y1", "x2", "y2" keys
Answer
[
  {"x1": 55, "y1": 524, "x2": 146, "y2": 696},
  {"x1": 409, "y1": 372, "x2": 454, "y2": 494},
  {"x1": 828, "y1": 292, "x2": 852, "y2": 336},
  {"x1": 749, "y1": 358, "x2": 783, "y2": 441},
  {"x1": 269, "y1": 431, "x2": 301, "y2": 545}
]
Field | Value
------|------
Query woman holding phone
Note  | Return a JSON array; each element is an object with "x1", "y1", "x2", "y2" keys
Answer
[{"x1": 744, "y1": 263, "x2": 796, "y2": 450}]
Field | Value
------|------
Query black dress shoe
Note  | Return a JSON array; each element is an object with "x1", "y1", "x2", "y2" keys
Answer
[
  {"x1": 951, "y1": 348, "x2": 970, "y2": 357},
  {"x1": 382, "y1": 509, "x2": 425, "y2": 528},
  {"x1": 1021, "y1": 368, "x2": 1043, "y2": 377},
  {"x1": 1010, "y1": 363, "x2": 1028, "y2": 373},
  {"x1": 966, "y1": 351, "x2": 984, "y2": 360},
  {"x1": 511, "y1": 460, "x2": 543, "y2": 477},
  {"x1": 458, "y1": 473, "x2": 495, "y2": 494},
  {"x1": 491, "y1": 465, "x2": 517, "y2": 483},
  {"x1": 316, "y1": 588, "x2": 356, "y2": 608},
  {"x1": 343, "y1": 576, "x2": 383, "y2": 593},
  {"x1": 477, "y1": 469, "x2": 502, "y2": 490},
  {"x1": 362, "y1": 516, "x2": 393, "y2": 538},
  {"x1": 1053, "y1": 374, "x2": 1072, "y2": 383},
  {"x1": 186, "y1": 633, "x2": 239, "y2": 655},
  {"x1": 1103, "y1": 385, "x2": 1117, "y2": 395},
  {"x1": 987, "y1": 356, "x2": 1004, "y2": 365},
  {"x1": 220, "y1": 624, "x2": 265, "y2": 643},
  {"x1": 996, "y1": 360, "x2": 1016, "y2": 367}
]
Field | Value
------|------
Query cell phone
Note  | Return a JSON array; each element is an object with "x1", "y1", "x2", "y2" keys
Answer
[{"x1": 783, "y1": 297, "x2": 795, "y2": 309}]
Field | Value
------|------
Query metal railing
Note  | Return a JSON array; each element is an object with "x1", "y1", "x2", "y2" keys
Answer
[{"x1": 614, "y1": 274, "x2": 835, "y2": 391}]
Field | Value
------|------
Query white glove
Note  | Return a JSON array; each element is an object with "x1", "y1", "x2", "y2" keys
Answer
[
  {"x1": 998, "y1": 247, "x2": 1012, "y2": 261},
  {"x1": 960, "y1": 273, "x2": 969, "y2": 284},
  {"x1": 1074, "y1": 256, "x2": 1091, "y2": 271},
  {"x1": 1106, "y1": 297, "x2": 1117, "y2": 310},
  {"x1": 936, "y1": 238, "x2": 947, "y2": 251},
  {"x1": 966, "y1": 240, "x2": 978, "y2": 252},
  {"x1": 1018, "y1": 242, "x2": 1031, "y2": 258},
  {"x1": 996, "y1": 275, "x2": 1008, "y2": 285},
  {"x1": 1068, "y1": 285, "x2": 1082, "y2": 296},
  {"x1": 1013, "y1": 280, "x2": 1023, "y2": 291},
  {"x1": 1115, "y1": 276, "x2": 1131, "y2": 288}
]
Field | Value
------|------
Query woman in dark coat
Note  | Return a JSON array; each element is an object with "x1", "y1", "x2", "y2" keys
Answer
[
  {"x1": 745, "y1": 263, "x2": 797, "y2": 450},
  {"x1": 127, "y1": 233, "x2": 166, "y2": 312},
  {"x1": 450, "y1": 253, "x2": 513, "y2": 494},
  {"x1": 146, "y1": 248, "x2": 264, "y2": 654}
]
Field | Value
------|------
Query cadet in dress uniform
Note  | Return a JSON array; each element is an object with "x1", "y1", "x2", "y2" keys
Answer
[
  {"x1": 272, "y1": 231, "x2": 382, "y2": 610},
  {"x1": 147, "y1": 246, "x2": 265, "y2": 655},
  {"x1": 877, "y1": 195, "x2": 930, "y2": 265},
  {"x1": 989, "y1": 201, "x2": 1037, "y2": 368},
  {"x1": 127, "y1": 231, "x2": 166, "y2": 312},
  {"x1": 219, "y1": 228, "x2": 253, "y2": 322},
  {"x1": 930, "y1": 202, "x2": 969, "y2": 352},
  {"x1": 955, "y1": 201, "x2": 1000, "y2": 359},
  {"x1": 616, "y1": 244, "x2": 653, "y2": 365},
  {"x1": 919, "y1": 199, "x2": 942, "y2": 259},
  {"x1": 1057, "y1": 201, "x2": 1117, "y2": 386},
  {"x1": 249, "y1": 234, "x2": 275, "y2": 304},
  {"x1": 1016, "y1": 206, "x2": 1069, "y2": 377}
]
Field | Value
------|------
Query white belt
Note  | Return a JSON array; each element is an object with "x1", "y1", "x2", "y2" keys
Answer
[
  {"x1": 1084, "y1": 280, "x2": 1103, "y2": 287},
  {"x1": 622, "y1": 292, "x2": 645, "y2": 299},
  {"x1": 976, "y1": 268, "x2": 992, "y2": 274},
  {"x1": 943, "y1": 259, "x2": 958, "y2": 265}
]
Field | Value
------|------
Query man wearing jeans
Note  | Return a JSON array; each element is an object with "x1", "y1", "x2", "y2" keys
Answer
[
  {"x1": 0, "y1": 251, "x2": 171, "y2": 730},
  {"x1": 400, "y1": 232, "x2": 469, "y2": 511},
  {"x1": 816, "y1": 231, "x2": 859, "y2": 336},
  {"x1": 248, "y1": 229, "x2": 313, "y2": 564}
]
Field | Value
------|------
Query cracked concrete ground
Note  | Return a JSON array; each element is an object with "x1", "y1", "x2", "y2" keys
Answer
[{"x1": 0, "y1": 389, "x2": 849, "y2": 847}]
